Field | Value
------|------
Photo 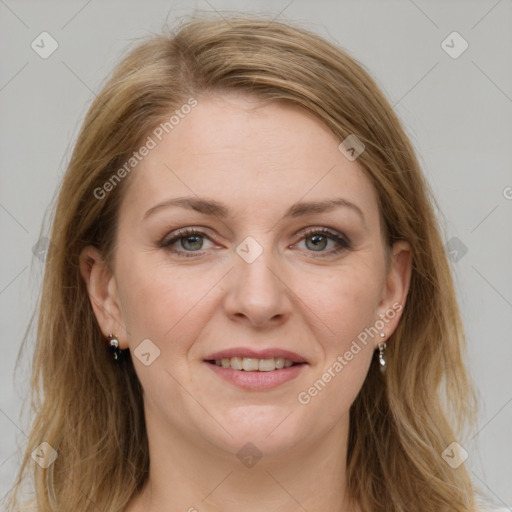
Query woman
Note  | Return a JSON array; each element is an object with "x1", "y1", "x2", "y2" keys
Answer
[{"x1": 6, "y1": 14, "x2": 504, "y2": 512}]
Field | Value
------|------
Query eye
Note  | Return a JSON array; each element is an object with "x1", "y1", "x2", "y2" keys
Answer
[
  {"x1": 294, "y1": 228, "x2": 351, "y2": 257},
  {"x1": 161, "y1": 228, "x2": 215, "y2": 257}
]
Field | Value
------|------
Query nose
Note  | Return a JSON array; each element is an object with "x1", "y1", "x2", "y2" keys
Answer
[{"x1": 222, "y1": 244, "x2": 293, "y2": 328}]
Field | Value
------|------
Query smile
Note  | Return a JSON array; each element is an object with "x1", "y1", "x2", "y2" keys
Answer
[
  {"x1": 209, "y1": 356, "x2": 296, "y2": 371},
  {"x1": 204, "y1": 359, "x2": 307, "y2": 390}
]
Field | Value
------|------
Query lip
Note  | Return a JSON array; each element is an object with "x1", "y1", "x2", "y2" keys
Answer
[
  {"x1": 205, "y1": 361, "x2": 307, "y2": 390},
  {"x1": 204, "y1": 347, "x2": 308, "y2": 364}
]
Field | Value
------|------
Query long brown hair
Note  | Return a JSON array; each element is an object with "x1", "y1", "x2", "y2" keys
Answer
[{"x1": 7, "y1": 13, "x2": 477, "y2": 511}]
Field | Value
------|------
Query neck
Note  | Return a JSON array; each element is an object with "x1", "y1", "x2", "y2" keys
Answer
[{"x1": 126, "y1": 407, "x2": 358, "y2": 512}]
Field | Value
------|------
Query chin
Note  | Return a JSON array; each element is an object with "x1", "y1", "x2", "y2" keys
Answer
[{"x1": 205, "y1": 405, "x2": 305, "y2": 456}]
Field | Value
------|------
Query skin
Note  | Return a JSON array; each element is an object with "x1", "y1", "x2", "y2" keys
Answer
[{"x1": 80, "y1": 92, "x2": 411, "y2": 512}]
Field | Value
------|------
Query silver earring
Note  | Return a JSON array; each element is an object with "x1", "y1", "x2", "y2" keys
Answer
[
  {"x1": 107, "y1": 333, "x2": 125, "y2": 362},
  {"x1": 378, "y1": 333, "x2": 387, "y2": 373}
]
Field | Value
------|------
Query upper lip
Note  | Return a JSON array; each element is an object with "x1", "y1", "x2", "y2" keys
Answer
[{"x1": 204, "y1": 347, "x2": 308, "y2": 364}]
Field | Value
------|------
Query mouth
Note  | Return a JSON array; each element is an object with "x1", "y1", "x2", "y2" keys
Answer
[
  {"x1": 203, "y1": 348, "x2": 308, "y2": 390},
  {"x1": 205, "y1": 357, "x2": 304, "y2": 372},
  {"x1": 203, "y1": 347, "x2": 308, "y2": 371}
]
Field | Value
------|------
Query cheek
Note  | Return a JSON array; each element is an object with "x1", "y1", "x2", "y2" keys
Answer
[
  {"x1": 303, "y1": 259, "x2": 385, "y2": 350},
  {"x1": 300, "y1": 258, "x2": 385, "y2": 417},
  {"x1": 116, "y1": 252, "x2": 222, "y2": 349},
  {"x1": 296, "y1": 267, "x2": 381, "y2": 420}
]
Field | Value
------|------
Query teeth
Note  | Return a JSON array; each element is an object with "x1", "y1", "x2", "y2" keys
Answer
[
  {"x1": 214, "y1": 356, "x2": 297, "y2": 371},
  {"x1": 230, "y1": 357, "x2": 243, "y2": 370},
  {"x1": 258, "y1": 358, "x2": 276, "y2": 372},
  {"x1": 242, "y1": 358, "x2": 259, "y2": 371}
]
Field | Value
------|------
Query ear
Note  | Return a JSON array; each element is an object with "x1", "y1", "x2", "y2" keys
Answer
[
  {"x1": 376, "y1": 240, "x2": 412, "y2": 345},
  {"x1": 79, "y1": 246, "x2": 128, "y2": 348}
]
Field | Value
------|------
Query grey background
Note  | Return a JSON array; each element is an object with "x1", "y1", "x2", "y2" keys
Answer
[{"x1": 1, "y1": 0, "x2": 511, "y2": 508}]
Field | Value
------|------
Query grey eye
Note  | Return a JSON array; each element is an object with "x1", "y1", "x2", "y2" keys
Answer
[{"x1": 304, "y1": 233, "x2": 330, "y2": 251}]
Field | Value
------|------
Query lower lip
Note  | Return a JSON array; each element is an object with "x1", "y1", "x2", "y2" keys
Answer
[{"x1": 205, "y1": 362, "x2": 307, "y2": 390}]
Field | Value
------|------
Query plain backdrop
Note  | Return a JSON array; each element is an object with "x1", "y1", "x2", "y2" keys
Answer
[{"x1": 1, "y1": 0, "x2": 511, "y2": 508}]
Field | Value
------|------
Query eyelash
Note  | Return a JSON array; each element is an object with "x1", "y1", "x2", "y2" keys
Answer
[{"x1": 160, "y1": 227, "x2": 351, "y2": 259}]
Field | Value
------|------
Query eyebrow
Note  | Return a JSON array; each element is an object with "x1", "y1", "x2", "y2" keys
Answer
[{"x1": 143, "y1": 196, "x2": 365, "y2": 223}]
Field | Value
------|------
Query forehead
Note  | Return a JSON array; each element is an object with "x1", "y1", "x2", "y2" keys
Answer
[{"x1": 118, "y1": 93, "x2": 379, "y2": 225}]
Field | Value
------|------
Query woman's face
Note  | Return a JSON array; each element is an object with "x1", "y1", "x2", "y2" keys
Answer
[{"x1": 82, "y1": 92, "x2": 410, "y2": 460}]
